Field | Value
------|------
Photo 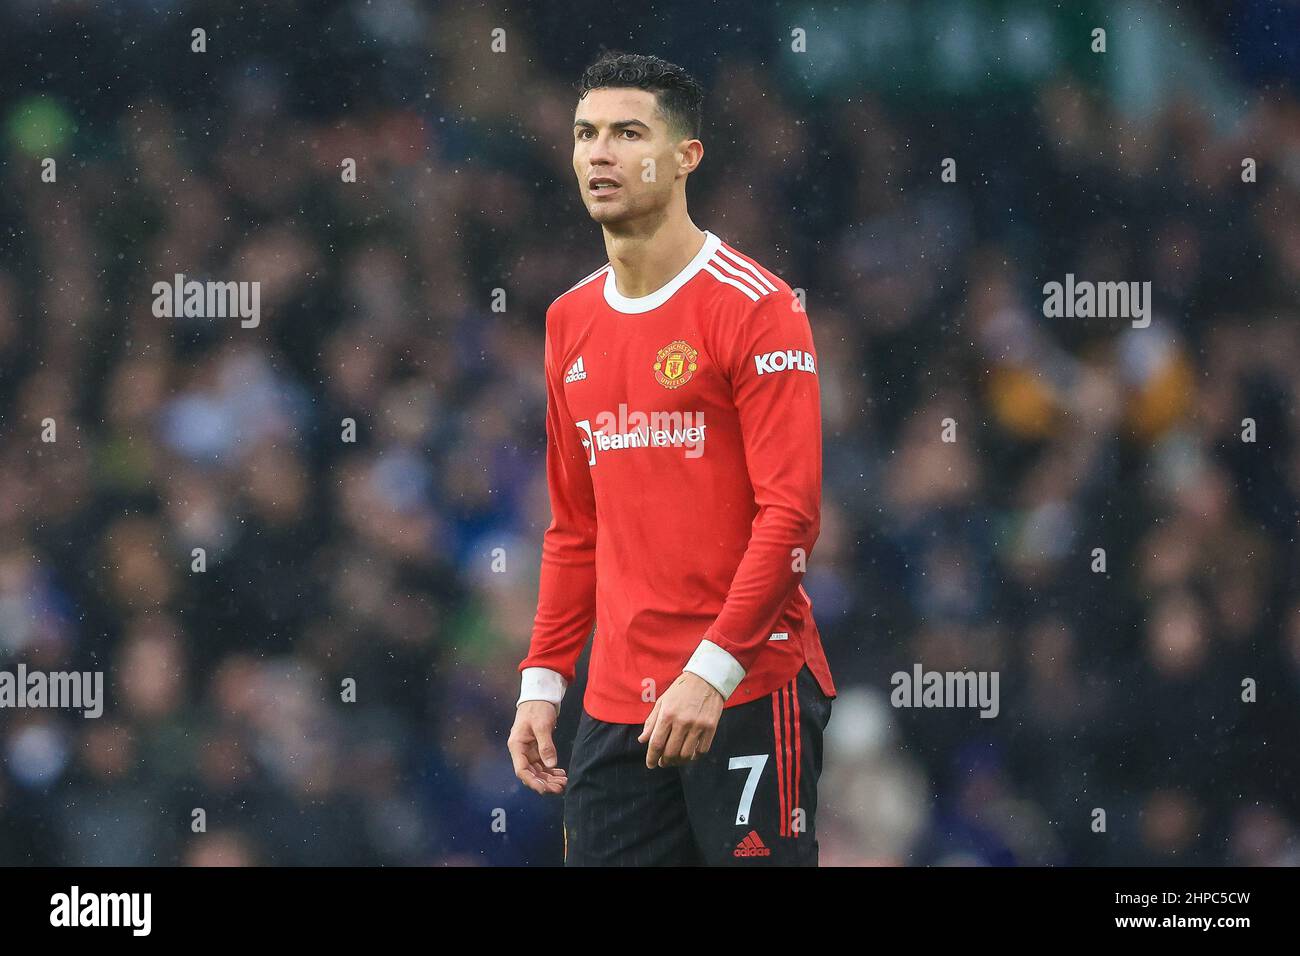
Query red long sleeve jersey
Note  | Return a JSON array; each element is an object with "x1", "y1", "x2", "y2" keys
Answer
[{"x1": 520, "y1": 230, "x2": 836, "y2": 724}]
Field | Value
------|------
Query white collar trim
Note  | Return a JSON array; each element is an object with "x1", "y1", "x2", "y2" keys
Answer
[{"x1": 602, "y1": 231, "x2": 720, "y2": 314}]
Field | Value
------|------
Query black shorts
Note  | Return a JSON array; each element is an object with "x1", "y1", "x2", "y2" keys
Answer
[{"x1": 562, "y1": 664, "x2": 833, "y2": 866}]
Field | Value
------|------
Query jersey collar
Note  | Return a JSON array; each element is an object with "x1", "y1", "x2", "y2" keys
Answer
[{"x1": 602, "y1": 230, "x2": 721, "y2": 314}]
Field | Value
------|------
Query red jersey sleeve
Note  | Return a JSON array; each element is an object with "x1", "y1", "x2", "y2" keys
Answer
[
  {"x1": 686, "y1": 288, "x2": 822, "y2": 697},
  {"x1": 517, "y1": 309, "x2": 598, "y2": 707}
]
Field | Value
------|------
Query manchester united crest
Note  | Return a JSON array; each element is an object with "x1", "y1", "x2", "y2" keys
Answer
[{"x1": 653, "y1": 339, "x2": 699, "y2": 389}]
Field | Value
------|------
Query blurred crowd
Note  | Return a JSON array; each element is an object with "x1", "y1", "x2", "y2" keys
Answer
[{"x1": 0, "y1": 0, "x2": 1297, "y2": 865}]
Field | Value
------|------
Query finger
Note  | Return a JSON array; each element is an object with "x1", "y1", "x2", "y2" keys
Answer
[
  {"x1": 522, "y1": 765, "x2": 561, "y2": 795},
  {"x1": 658, "y1": 719, "x2": 690, "y2": 767},
  {"x1": 528, "y1": 764, "x2": 567, "y2": 777},
  {"x1": 646, "y1": 711, "x2": 675, "y2": 769},
  {"x1": 524, "y1": 753, "x2": 567, "y2": 783},
  {"x1": 516, "y1": 762, "x2": 549, "y2": 794},
  {"x1": 637, "y1": 697, "x2": 663, "y2": 744},
  {"x1": 534, "y1": 722, "x2": 560, "y2": 769},
  {"x1": 680, "y1": 726, "x2": 705, "y2": 763},
  {"x1": 528, "y1": 760, "x2": 568, "y2": 786},
  {"x1": 529, "y1": 767, "x2": 567, "y2": 794}
]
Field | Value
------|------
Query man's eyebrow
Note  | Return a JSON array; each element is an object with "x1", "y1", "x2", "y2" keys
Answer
[{"x1": 573, "y1": 118, "x2": 653, "y2": 132}]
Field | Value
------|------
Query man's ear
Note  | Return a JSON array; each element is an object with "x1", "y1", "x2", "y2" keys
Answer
[{"x1": 678, "y1": 139, "x2": 704, "y2": 176}]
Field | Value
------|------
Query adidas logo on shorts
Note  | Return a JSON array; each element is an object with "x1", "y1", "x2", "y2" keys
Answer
[{"x1": 733, "y1": 830, "x2": 771, "y2": 858}]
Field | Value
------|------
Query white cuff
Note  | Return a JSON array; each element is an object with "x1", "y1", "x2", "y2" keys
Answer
[
  {"x1": 517, "y1": 667, "x2": 567, "y2": 713},
  {"x1": 683, "y1": 639, "x2": 747, "y2": 701}
]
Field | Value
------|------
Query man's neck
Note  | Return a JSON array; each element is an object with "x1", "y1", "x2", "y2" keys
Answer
[{"x1": 603, "y1": 216, "x2": 707, "y2": 299}]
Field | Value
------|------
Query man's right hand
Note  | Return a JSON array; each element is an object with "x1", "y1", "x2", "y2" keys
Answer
[{"x1": 508, "y1": 700, "x2": 568, "y2": 795}]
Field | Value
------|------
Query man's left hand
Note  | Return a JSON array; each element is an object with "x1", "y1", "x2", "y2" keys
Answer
[{"x1": 638, "y1": 672, "x2": 724, "y2": 768}]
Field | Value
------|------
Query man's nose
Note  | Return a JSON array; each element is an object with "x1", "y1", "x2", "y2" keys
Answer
[{"x1": 588, "y1": 131, "x2": 615, "y2": 163}]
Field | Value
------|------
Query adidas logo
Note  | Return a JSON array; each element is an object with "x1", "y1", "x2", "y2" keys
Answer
[
  {"x1": 733, "y1": 830, "x2": 771, "y2": 858},
  {"x1": 564, "y1": 356, "x2": 587, "y2": 383}
]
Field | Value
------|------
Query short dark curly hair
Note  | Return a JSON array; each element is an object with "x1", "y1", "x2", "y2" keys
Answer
[{"x1": 577, "y1": 51, "x2": 704, "y2": 141}]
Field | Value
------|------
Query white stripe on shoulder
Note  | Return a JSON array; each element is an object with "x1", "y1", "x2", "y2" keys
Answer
[
  {"x1": 715, "y1": 245, "x2": 778, "y2": 294},
  {"x1": 707, "y1": 253, "x2": 769, "y2": 298},
  {"x1": 703, "y1": 261, "x2": 761, "y2": 301},
  {"x1": 558, "y1": 263, "x2": 612, "y2": 299}
]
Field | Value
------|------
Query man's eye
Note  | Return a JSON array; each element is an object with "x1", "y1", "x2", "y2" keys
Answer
[{"x1": 621, "y1": 130, "x2": 638, "y2": 139}]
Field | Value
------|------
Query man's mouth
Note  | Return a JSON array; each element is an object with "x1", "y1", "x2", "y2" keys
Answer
[{"x1": 589, "y1": 177, "x2": 621, "y2": 196}]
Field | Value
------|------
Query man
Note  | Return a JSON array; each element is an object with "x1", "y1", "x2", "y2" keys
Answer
[{"x1": 507, "y1": 51, "x2": 836, "y2": 866}]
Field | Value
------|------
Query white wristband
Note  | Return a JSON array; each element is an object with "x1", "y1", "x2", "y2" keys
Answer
[
  {"x1": 683, "y1": 639, "x2": 747, "y2": 701},
  {"x1": 518, "y1": 667, "x2": 567, "y2": 713}
]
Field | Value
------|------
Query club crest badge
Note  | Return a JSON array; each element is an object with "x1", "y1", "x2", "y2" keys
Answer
[{"x1": 653, "y1": 339, "x2": 698, "y2": 389}]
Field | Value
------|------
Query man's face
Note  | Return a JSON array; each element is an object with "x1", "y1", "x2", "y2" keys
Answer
[{"x1": 573, "y1": 88, "x2": 688, "y2": 226}]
